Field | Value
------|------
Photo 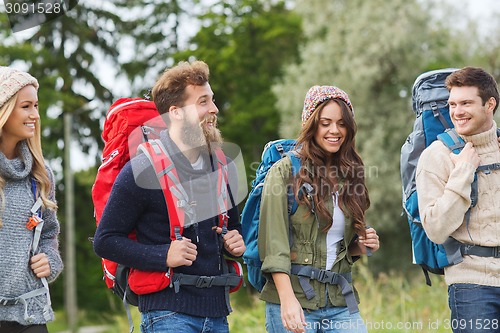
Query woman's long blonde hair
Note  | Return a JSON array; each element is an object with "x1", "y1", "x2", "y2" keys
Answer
[{"x1": 0, "y1": 91, "x2": 57, "y2": 227}]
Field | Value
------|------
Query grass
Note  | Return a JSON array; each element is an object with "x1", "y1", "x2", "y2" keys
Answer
[
  {"x1": 48, "y1": 262, "x2": 451, "y2": 332},
  {"x1": 226, "y1": 262, "x2": 451, "y2": 333}
]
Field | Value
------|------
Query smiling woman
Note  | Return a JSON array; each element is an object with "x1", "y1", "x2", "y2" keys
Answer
[
  {"x1": 0, "y1": 66, "x2": 63, "y2": 333},
  {"x1": 258, "y1": 85, "x2": 380, "y2": 333},
  {"x1": 1, "y1": 85, "x2": 40, "y2": 157}
]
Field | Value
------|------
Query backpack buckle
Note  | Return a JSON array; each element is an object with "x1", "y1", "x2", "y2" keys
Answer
[
  {"x1": 26, "y1": 215, "x2": 42, "y2": 230},
  {"x1": 195, "y1": 276, "x2": 214, "y2": 288},
  {"x1": 494, "y1": 247, "x2": 500, "y2": 258},
  {"x1": 317, "y1": 270, "x2": 338, "y2": 284}
]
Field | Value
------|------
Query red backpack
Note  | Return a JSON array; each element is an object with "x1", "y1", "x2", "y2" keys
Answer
[
  {"x1": 92, "y1": 97, "x2": 162, "y2": 224},
  {"x1": 92, "y1": 98, "x2": 243, "y2": 308},
  {"x1": 92, "y1": 98, "x2": 164, "y2": 304}
]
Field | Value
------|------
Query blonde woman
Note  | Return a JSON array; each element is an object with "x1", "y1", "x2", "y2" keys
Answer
[{"x1": 0, "y1": 66, "x2": 63, "y2": 333}]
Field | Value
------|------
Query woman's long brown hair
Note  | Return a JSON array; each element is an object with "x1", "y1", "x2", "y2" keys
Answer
[{"x1": 294, "y1": 99, "x2": 370, "y2": 237}]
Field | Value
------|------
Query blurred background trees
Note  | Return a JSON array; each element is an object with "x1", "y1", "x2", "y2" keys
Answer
[{"x1": 2, "y1": 0, "x2": 500, "y2": 326}]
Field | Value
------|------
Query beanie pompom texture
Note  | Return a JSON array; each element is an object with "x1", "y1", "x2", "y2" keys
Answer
[
  {"x1": 0, "y1": 66, "x2": 39, "y2": 109},
  {"x1": 301, "y1": 85, "x2": 353, "y2": 124}
]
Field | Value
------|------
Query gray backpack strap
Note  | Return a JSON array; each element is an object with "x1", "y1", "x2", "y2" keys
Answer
[
  {"x1": 29, "y1": 180, "x2": 52, "y2": 322},
  {"x1": 430, "y1": 101, "x2": 451, "y2": 130},
  {"x1": 442, "y1": 237, "x2": 464, "y2": 266},
  {"x1": 290, "y1": 264, "x2": 358, "y2": 314},
  {"x1": 461, "y1": 244, "x2": 500, "y2": 258}
]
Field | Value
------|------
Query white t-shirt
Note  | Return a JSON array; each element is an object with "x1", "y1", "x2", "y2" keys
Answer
[
  {"x1": 191, "y1": 154, "x2": 204, "y2": 170},
  {"x1": 325, "y1": 192, "x2": 345, "y2": 270}
]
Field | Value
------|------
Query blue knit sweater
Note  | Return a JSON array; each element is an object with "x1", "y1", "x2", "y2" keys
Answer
[{"x1": 93, "y1": 132, "x2": 241, "y2": 317}]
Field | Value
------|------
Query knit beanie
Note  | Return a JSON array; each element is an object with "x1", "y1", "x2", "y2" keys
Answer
[
  {"x1": 302, "y1": 85, "x2": 353, "y2": 124},
  {"x1": 0, "y1": 66, "x2": 39, "y2": 109}
]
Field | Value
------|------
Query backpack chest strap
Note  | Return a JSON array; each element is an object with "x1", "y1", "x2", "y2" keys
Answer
[
  {"x1": 290, "y1": 264, "x2": 358, "y2": 314},
  {"x1": 477, "y1": 163, "x2": 500, "y2": 174}
]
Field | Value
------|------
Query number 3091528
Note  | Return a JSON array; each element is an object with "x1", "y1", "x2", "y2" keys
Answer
[{"x1": 5, "y1": 1, "x2": 62, "y2": 14}]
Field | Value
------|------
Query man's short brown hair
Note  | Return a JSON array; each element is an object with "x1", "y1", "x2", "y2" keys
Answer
[
  {"x1": 152, "y1": 61, "x2": 210, "y2": 115},
  {"x1": 446, "y1": 66, "x2": 499, "y2": 114}
]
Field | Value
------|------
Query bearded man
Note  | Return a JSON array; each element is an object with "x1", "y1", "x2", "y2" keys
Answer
[{"x1": 94, "y1": 60, "x2": 245, "y2": 333}]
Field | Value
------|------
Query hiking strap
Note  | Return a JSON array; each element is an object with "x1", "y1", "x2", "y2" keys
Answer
[
  {"x1": 140, "y1": 139, "x2": 230, "y2": 239},
  {"x1": 430, "y1": 101, "x2": 451, "y2": 130},
  {"x1": 213, "y1": 149, "x2": 230, "y2": 232},
  {"x1": 421, "y1": 267, "x2": 432, "y2": 287},
  {"x1": 0, "y1": 179, "x2": 52, "y2": 323},
  {"x1": 461, "y1": 244, "x2": 500, "y2": 258},
  {"x1": 290, "y1": 264, "x2": 358, "y2": 314},
  {"x1": 444, "y1": 236, "x2": 500, "y2": 258},
  {"x1": 171, "y1": 273, "x2": 242, "y2": 293},
  {"x1": 141, "y1": 125, "x2": 161, "y2": 142},
  {"x1": 139, "y1": 140, "x2": 191, "y2": 240},
  {"x1": 440, "y1": 128, "x2": 465, "y2": 153},
  {"x1": 123, "y1": 293, "x2": 134, "y2": 333},
  {"x1": 210, "y1": 149, "x2": 233, "y2": 312},
  {"x1": 477, "y1": 163, "x2": 500, "y2": 174},
  {"x1": 287, "y1": 152, "x2": 315, "y2": 215}
]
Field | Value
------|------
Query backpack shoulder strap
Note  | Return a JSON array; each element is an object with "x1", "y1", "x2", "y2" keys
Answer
[
  {"x1": 213, "y1": 148, "x2": 230, "y2": 234},
  {"x1": 138, "y1": 140, "x2": 189, "y2": 241},
  {"x1": 285, "y1": 151, "x2": 314, "y2": 216},
  {"x1": 138, "y1": 141, "x2": 231, "y2": 240},
  {"x1": 285, "y1": 151, "x2": 300, "y2": 215},
  {"x1": 437, "y1": 128, "x2": 465, "y2": 154},
  {"x1": 287, "y1": 150, "x2": 301, "y2": 176},
  {"x1": 19, "y1": 178, "x2": 52, "y2": 322}
]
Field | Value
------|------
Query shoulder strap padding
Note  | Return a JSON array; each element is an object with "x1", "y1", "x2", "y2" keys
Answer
[{"x1": 437, "y1": 128, "x2": 465, "y2": 154}]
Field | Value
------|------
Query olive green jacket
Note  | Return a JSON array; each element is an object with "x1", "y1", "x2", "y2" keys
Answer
[{"x1": 257, "y1": 156, "x2": 359, "y2": 310}]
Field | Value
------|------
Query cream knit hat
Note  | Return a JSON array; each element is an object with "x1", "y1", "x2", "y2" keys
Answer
[{"x1": 0, "y1": 66, "x2": 39, "y2": 109}]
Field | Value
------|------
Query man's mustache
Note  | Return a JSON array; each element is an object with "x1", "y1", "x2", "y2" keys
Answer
[{"x1": 200, "y1": 115, "x2": 218, "y2": 127}]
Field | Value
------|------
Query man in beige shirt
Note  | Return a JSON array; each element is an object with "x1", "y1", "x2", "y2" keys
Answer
[{"x1": 416, "y1": 67, "x2": 500, "y2": 332}]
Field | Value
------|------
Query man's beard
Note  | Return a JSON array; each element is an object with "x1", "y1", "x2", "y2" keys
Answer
[{"x1": 180, "y1": 115, "x2": 223, "y2": 152}]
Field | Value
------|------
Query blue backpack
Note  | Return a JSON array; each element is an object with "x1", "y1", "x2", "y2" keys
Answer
[
  {"x1": 400, "y1": 68, "x2": 459, "y2": 285},
  {"x1": 241, "y1": 139, "x2": 301, "y2": 292}
]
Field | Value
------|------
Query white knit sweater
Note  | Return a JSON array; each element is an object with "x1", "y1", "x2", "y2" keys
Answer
[
  {"x1": 0, "y1": 141, "x2": 63, "y2": 324},
  {"x1": 416, "y1": 122, "x2": 500, "y2": 287}
]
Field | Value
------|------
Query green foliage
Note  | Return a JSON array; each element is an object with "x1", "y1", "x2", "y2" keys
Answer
[
  {"x1": 353, "y1": 263, "x2": 450, "y2": 333},
  {"x1": 113, "y1": 0, "x2": 201, "y2": 93},
  {"x1": 175, "y1": 0, "x2": 303, "y2": 177}
]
